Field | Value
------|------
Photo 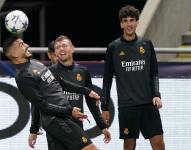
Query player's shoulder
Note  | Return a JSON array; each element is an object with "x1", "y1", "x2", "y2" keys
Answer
[
  {"x1": 28, "y1": 59, "x2": 46, "y2": 72},
  {"x1": 48, "y1": 63, "x2": 59, "y2": 71},
  {"x1": 137, "y1": 36, "x2": 152, "y2": 45},
  {"x1": 18, "y1": 59, "x2": 46, "y2": 80},
  {"x1": 48, "y1": 63, "x2": 56, "y2": 69},
  {"x1": 108, "y1": 37, "x2": 121, "y2": 47},
  {"x1": 30, "y1": 59, "x2": 44, "y2": 66},
  {"x1": 107, "y1": 37, "x2": 121, "y2": 52}
]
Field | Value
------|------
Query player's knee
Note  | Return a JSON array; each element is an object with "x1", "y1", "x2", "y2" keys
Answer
[
  {"x1": 150, "y1": 137, "x2": 165, "y2": 150},
  {"x1": 124, "y1": 139, "x2": 136, "y2": 150},
  {"x1": 154, "y1": 141, "x2": 165, "y2": 150},
  {"x1": 152, "y1": 142, "x2": 165, "y2": 150}
]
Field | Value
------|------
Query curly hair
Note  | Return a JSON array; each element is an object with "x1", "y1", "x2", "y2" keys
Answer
[{"x1": 118, "y1": 5, "x2": 140, "y2": 22}]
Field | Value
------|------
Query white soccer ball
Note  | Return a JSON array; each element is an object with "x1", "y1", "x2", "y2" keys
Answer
[{"x1": 5, "y1": 10, "x2": 29, "y2": 34}]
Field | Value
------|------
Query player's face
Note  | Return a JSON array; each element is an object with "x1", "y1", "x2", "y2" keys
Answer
[
  {"x1": 54, "y1": 39, "x2": 74, "y2": 62},
  {"x1": 120, "y1": 17, "x2": 138, "y2": 37},
  {"x1": 47, "y1": 52, "x2": 58, "y2": 64},
  {"x1": 8, "y1": 38, "x2": 31, "y2": 60}
]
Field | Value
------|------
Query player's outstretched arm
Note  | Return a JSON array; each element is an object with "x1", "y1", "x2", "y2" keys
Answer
[{"x1": 57, "y1": 75, "x2": 100, "y2": 101}]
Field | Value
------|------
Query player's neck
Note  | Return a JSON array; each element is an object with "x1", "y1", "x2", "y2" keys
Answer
[
  {"x1": 59, "y1": 58, "x2": 73, "y2": 67},
  {"x1": 12, "y1": 57, "x2": 28, "y2": 64},
  {"x1": 123, "y1": 33, "x2": 136, "y2": 41}
]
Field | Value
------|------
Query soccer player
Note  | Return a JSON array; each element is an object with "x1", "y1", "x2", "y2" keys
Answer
[
  {"x1": 47, "y1": 40, "x2": 58, "y2": 64},
  {"x1": 29, "y1": 36, "x2": 111, "y2": 149},
  {"x1": 3, "y1": 36, "x2": 102, "y2": 150},
  {"x1": 101, "y1": 5, "x2": 165, "y2": 150},
  {"x1": 28, "y1": 40, "x2": 58, "y2": 149}
]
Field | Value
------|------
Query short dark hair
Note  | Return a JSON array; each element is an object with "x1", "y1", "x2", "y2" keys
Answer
[
  {"x1": 118, "y1": 5, "x2": 140, "y2": 22},
  {"x1": 48, "y1": 40, "x2": 55, "y2": 53},
  {"x1": 54, "y1": 35, "x2": 73, "y2": 46},
  {"x1": 3, "y1": 35, "x2": 21, "y2": 55}
]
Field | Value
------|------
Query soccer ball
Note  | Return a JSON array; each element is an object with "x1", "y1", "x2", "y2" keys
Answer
[{"x1": 5, "y1": 10, "x2": 29, "y2": 34}]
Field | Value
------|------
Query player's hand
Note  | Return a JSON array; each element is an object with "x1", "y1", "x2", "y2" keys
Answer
[
  {"x1": 88, "y1": 90, "x2": 100, "y2": 106},
  {"x1": 153, "y1": 97, "x2": 162, "y2": 109},
  {"x1": 102, "y1": 128, "x2": 111, "y2": 143},
  {"x1": 28, "y1": 133, "x2": 37, "y2": 148},
  {"x1": 102, "y1": 111, "x2": 110, "y2": 125},
  {"x1": 72, "y1": 107, "x2": 87, "y2": 121}
]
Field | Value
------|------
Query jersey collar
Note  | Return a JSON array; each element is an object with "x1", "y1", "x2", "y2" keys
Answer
[
  {"x1": 58, "y1": 61, "x2": 75, "y2": 70},
  {"x1": 120, "y1": 34, "x2": 138, "y2": 43}
]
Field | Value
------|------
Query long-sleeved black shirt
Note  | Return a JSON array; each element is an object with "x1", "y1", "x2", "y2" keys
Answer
[
  {"x1": 30, "y1": 62, "x2": 106, "y2": 133},
  {"x1": 15, "y1": 59, "x2": 91, "y2": 131},
  {"x1": 101, "y1": 36, "x2": 160, "y2": 111}
]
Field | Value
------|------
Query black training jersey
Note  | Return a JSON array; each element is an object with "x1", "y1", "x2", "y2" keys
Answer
[
  {"x1": 15, "y1": 59, "x2": 91, "y2": 132},
  {"x1": 50, "y1": 63, "x2": 85, "y2": 111},
  {"x1": 49, "y1": 62, "x2": 106, "y2": 130},
  {"x1": 102, "y1": 36, "x2": 160, "y2": 110}
]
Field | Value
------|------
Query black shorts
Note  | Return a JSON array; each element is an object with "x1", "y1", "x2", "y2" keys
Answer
[
  {"x1": 118, "y1": 103, "x2": 163, "y2": 139},
  {"x1": 46, "y1": 133, "x2": 67, "y2": 150},
  {"x1": 44, "y1": 117, "x2": 92, "y2": 150}
]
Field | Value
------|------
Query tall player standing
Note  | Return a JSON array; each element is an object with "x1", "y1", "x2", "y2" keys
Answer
[{"x1": 101, "y1": 5, "x2": 165, "y2": 150}]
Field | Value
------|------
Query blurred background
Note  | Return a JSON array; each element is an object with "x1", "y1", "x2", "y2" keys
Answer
[
  {"x1": 1, "y1": 0, "x2": 191, "y2": 150},
  {"x1": 1, "y1": 0, "x2": 146, "y2": 61},
  {"x1": 0, "y1": 0, "x2": 146, "y2": 46}
]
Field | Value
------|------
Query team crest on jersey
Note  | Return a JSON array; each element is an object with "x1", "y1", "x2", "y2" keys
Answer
[
  {"x1": 139, "y1": 46, "x2": 145, "y2": 54},
  {"x1": 32, "y1": 69, "x2": 38, "y2": 74},
  {"x1": 124, "y1": 128, "x2": 129, "y2": 135},
  {"x1": 32, "y1": 69, "x2": 40, "y2": 75},
  {"x1": 119, "y1": 51, "x2": 125, "y2": 56},
  {"x1": 82, "y1": 136, "x2": 88, "y2": 143},
  {"x1": 76, "y1": 73, "x2": 82, "y2": 81}
]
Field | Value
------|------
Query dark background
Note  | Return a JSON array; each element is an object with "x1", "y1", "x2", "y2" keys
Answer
[{"x1": 1, "y1": 0, "x2": 146, "y2": 47}]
